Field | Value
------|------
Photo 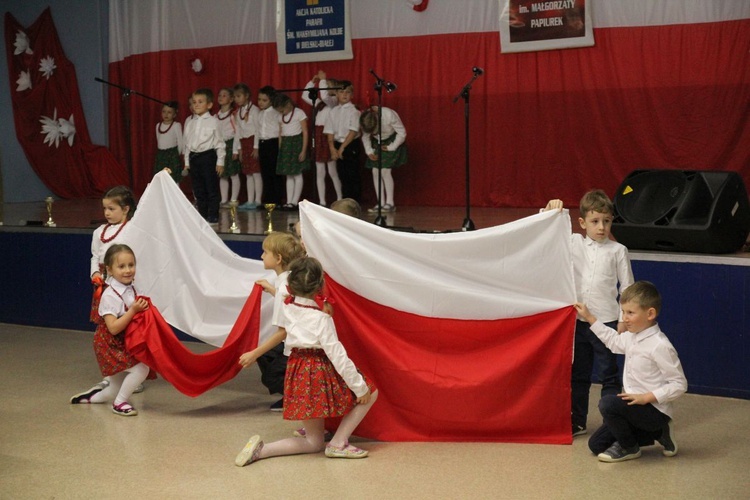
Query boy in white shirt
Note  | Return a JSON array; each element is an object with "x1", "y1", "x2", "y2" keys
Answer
[
  {"x1": 546, "y1": 190, "x2": 634, "y2": 437},
  {"x1": 575, "y1": 281, "x2": 687, "y2": 462},
  {"x1": 183, "y1": 88, "x2": 225, "y2": 224},
  {"x1": 324, "y1": 81, "x2": 362, "y2": 201}
]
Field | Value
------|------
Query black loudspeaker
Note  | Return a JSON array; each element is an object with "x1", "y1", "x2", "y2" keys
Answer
[{"x1": 612, "y1": 170, "x2": 750, "y2": 254}]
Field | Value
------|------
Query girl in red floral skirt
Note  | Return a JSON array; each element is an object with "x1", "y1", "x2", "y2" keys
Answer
[
  {"x1": 71, "y1": 244, "x2": 151, "y2": 416},
  {"x1": 236, "y1": 257, "x2": 378, "y2": 466}
]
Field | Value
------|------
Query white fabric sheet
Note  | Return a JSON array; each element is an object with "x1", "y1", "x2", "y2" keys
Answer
[
  {"x1": 299, "y1": 201, "x2": 576, "y2": 319},
  {"x1": 122, "y1": 171, "x2": 274, "y2": 347}
]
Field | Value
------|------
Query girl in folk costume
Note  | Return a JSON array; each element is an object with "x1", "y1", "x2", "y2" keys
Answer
[
  {"x1": 88, "y1": 186, "x2": 144, "y2": 393},
  {"x1": 216, "y1": 87, "x2": 242, "y2": 206},
  {"x1": 236, "y1": 257, "x2": 378, "y2": 466},
  {"x1": 233, "y1": 83, "x2": 263, "y2": 210},
  {"x1": 301, "y1": 71, "x2": 342, "y2": 206},
  {"x1": 360, "y1": 106, "x2": 407, "y2": 213},
  {"x1": 90, "y1": 186, "x2": 137, "y2": 323},
  {"x1": 153, "y1": 101, "x2": 184, "y2": 182},
  {"x1": 273, "y1": 93, "x2": 309, "y2": 210},
  {"x1": 72, "y1": 244, "x2": 152, "y2": 416}
]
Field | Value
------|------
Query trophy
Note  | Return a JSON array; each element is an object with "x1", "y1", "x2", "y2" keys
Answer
[
  {"x1": 44, "y1": 197, "x2": 57, "y2": 227},
  {"x1": 264, "y1": 203, "x2": 276, "y2": 234},
  {"x1": 229, "y1": 200, "x2": 240, "y2": 234}
]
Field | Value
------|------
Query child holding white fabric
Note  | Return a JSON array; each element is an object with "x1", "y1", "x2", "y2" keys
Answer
[
  {"x1": 250, "y1": 232, "x2": 306, "y2": 411},
  {"x1": 236, "y1": 256, "x2": 378, "y2": 466},
  {"x1": 71, "y1": 244, "x2": 151, "y2": 416}
]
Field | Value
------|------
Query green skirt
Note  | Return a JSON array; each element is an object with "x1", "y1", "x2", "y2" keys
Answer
[
  {"x1": 277, "y1": 134, "x2": 310, "y2": 175},
  {"x1": 221, "y1": 138, "x2": 242, "y2": 177},
  {"x1": 154, "y1": 147, "x2": 183, "y2": 182},
  {"x1": 365, "y1": 133, "x2": 407, "y2": 170}
]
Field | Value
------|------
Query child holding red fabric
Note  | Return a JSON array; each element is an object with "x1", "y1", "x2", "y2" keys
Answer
[
  {"x1": 72, "y1": 244, "x2": 151, "y2": 416},
  {"x1": 250, "y1": 232, "x2": 306, "y2": 411},
  {"x1": 235, "y1": 256, "x2": 377, "y2": 466}
]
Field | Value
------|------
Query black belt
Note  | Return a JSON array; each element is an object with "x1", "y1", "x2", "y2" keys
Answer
[
  {"x1": 189, "y1": 149, "x2": 216, "y2": 159},
  {"x1": 259, "y1": 138, "x2": 279, "y2": 144}
]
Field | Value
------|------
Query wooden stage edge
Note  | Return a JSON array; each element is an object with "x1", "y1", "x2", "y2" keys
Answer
[{"x1": 2, "y1": 198, "x2": 749, "y2": 264}]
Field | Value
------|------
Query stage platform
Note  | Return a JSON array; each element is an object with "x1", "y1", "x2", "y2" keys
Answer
[{"x1": 1, "y1": 198, "x2": 749, "y2": 400}]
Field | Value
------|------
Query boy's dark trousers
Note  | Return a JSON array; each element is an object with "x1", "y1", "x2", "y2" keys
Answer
[
  {"x1": 571, "y1": 319, "x2": 620, "y2": 428},
  {"x1": 334, "y1": 140, "x2": 362, "y2": 201},
  {"x1": 189, "y1": 149, "x2": 220, "y2": 221},
  {"x1": 256, "y1": 343, "x2": 287, "y2": 395},
  {"x1": 258, "y1": 138, "x2": 283, "y2": 204},
  {"x1": 588, "y1": 394, "x2": 669, "y2": 454}
]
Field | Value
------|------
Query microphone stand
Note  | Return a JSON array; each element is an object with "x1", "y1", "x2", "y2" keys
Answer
[
  {"x1": 276, "y1": 85, "x2": 341, "y2": 203},
  {"x1": 452, "y1": 70, "x2": 483, "y2": 231},
  {"x1": 369, "y1": 69, "x2": 397, "y2": 228},
  {"x1": 95, "y1": 77, "x2": 169, "y2": 189}
]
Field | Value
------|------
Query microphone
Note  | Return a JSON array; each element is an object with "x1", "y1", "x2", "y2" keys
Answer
[
  {"x1": 384, "y1": 81, "x2": 398, "y2": 93},
  {"x1": 472, "y1": 66, "x2": 484, "y2": 76}
]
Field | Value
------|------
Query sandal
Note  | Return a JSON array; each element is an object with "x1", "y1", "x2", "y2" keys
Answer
[
  {"x1": 235, "y1": 435, "x2": 264, "y2": 467},
  {"x1": 112, "y1": 402, "x2": 138, "y2": 416},
  {"x1": 70, "y1": 387, "x2": 102, "y2": 404},
  {"x1": 325, "y1": 441, "x2": 368, "y2": 459}
]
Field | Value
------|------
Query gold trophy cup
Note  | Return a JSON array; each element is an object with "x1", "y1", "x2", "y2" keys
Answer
[
  {"x1": 44, "y1": 197, "x2": 57, "y2": 227},
  {"x1": 264, "y1": 203, "x2": 276, "y2": 234},
  {"x1": 229, "y1": 200, "x2": 240, "y2": 234}
]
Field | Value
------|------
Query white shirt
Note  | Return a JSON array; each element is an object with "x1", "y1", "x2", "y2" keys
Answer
[
  {"x1": 183, "y1": 112, "x2": 226, "y2": 166},
  {"x1": 324, "y1": 102, "x2": 360, "y2": 143},
  {"x1": 571, "y1": 234, "x2": 633, "y2": 323},
  {"x1": 254, "y1": 107, "x2": 281, "y2": 148},
  {"x1": 361, "y1": 106, "x2": 406, "y2": 155},
  {"x1": 155, "y1": 121, "x2": 184, "y2": 152},
  {"x1": 283, "y1": 295, "x2": 368, "y2": 397},
  {"x1": 215, "y1": 109, "x2": 236, "y2": 144},
  {"x1": 271, "y1": 271, "x2": 290, "y2": 328},
  {"x1": 279, "y1": 107, "x2": 307, "y2": 137},
  {"x1": 234, "y1": 103, "x2": 260, "y2": 154},
  {"x1": 90, "y1": 222, "x2": 126, "y2": 277},
  {"x1": 301, "y1": 79, "x2": 338, "y2": 126},
  {"x1": 591, "y1": 321, "x2": 687, "y2": 417},
  {"x1": 98, "y1": 278, "x2": 136, "y2": 318}
]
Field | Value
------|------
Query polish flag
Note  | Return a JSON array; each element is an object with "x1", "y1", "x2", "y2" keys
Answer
[{"x1": 299, "y1": 201, "x2": 576, "y2": 443}]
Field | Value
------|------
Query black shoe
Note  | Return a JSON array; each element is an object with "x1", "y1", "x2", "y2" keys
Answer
[
  {"x1": 70, "y1": 386, "x2": 102, "y2": 404},
  {"x1": 597, "y1": 442, "x2": 641, "y2": 463},
  {"x1": 269, "y1": 398, "x2": 284, "y2": 412},
  {"x1": 572, "y1": 424, "x2": 587, "y2": 437},
  {"x1": 657, "y1": 421, "x2": 678, "y2": 457}
]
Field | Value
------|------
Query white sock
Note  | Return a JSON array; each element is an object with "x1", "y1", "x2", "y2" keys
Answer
[
  {"x1": 328, "y1": 161, "x2": 342, "y2": 200},
  {"x1": 220, "y1": 178, "x2": 229, "y2": 203},
  {"x1": 316, "y1": 162, "x2": 327, "y2": 205},
  {"x1": 230, "y1": 174, "x2": 240, "y2": 201},
  {"x1": 291, "y1": 174, "x2": 304, "y2": 204},
  {"x1": 329, "y1": 390, "x2": 379, "y2": 448},
  {"x1": 113, "y1": 363, "x2": 149, "y2": 406},
  {"x1": 259, "y1": 419, "x2": 326, "y2": 460}
]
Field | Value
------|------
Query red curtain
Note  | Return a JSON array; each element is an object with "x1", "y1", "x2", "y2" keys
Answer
[
  {"x1": 125, "y1": 285, "x2": 261, "y2": 398},
  {"x1": 4, "y1": 9, "x2": 127, "y2": 198},
  {"x1": 107, "y1": 20, "x2": 750, "y2": 207}
]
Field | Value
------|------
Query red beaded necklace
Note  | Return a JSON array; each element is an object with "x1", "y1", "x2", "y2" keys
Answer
[
  {"x1": 239, "y1": 103, "x2": 252, "y2": 122},
  {"x1": 282, "y1": 107, "x2": 295, "y2": 124},
  {"x1": 100, "y1": 219, "x2": 128, "y2": 244},
  {"x1": 217, "y1": 108, "x2": 233, "y2": 121},
  {"x1": 158, "y1": 121, "x2": 174, "y2": 134}
]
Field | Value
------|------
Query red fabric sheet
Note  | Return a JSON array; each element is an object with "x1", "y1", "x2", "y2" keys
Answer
[
  {"x1": 324, "y1": 278, "x2": 576, "y2": 444},
  {"x1": 125, "y1": 285, "x2": 261, "y2": 397},
  {"x1": 4, "y1": 9, "x2": 127, "y2": 198}
]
